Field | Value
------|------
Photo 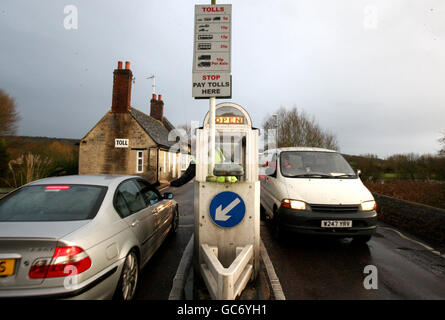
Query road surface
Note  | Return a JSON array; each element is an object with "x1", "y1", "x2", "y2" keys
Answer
[
  {"x1": 135, "y1": 182, "x2": 194, "y2": 300},
  {"x1": 134, "y1": 182, "x2": 445, "y2": 299},
  {"x1": 261, "y1": 219, "x2": 445, "y2": 299}
]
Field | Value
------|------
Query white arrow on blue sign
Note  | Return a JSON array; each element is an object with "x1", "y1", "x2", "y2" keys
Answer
[{"x1": 209, "y1": 191, "x2": 246, "y2": 228}]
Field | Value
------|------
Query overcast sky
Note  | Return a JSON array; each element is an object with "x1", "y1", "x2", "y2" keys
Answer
[{"x1": 1, "y1": 0, "x2": 444, "y2": 158}]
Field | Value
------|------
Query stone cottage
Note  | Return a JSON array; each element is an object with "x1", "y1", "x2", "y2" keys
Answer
[{"x1": 78, "y1": 61, "x2": 190, "y2": 183}]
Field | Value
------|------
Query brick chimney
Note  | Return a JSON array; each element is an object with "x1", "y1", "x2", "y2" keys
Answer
[
  {"x1": 150, "y1": 93, "x2": 164, "y2": 121},
  {"x1": 111, "y1": 61, "x2": 132, "y2": 113}
]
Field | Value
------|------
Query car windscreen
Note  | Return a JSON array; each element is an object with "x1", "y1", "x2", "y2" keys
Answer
[
  {"x1": 0, "y1": 185, "x2": 108, "y2": 221},
  {"x1": 280, "y1": 151, "x2": 356, "y2": 178}
]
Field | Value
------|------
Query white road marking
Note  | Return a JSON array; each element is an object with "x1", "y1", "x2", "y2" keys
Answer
[
  {"x1": 260, "y1": 239, "x2": 286, "y2": 300},
  {"x1": 169, "y1": 235, "x2": 194, "y2": 300},
  {"x1": 379, "y1": 226, "x2": 444, "y2": 259}
]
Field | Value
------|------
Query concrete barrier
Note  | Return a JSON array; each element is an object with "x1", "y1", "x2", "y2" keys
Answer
[
  {"x1": 200, "y1": 243, "x2": 253, "y2": 300},
  {"x1": 373, "y1": 192, "x2": 445, "y2": 248}
]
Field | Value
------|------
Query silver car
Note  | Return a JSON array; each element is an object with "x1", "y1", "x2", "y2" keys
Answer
[{"x1": 0, "y1": 175, "x2": 179, "y2": 300}]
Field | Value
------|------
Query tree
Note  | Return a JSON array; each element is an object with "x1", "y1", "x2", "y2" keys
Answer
[
  {"x1": 0, "y1": 89, "x2": 21, "y2": 136},
  {"x1": 0, "y1": 139, "x2": 10, "y2": 180},
  {"x1": 439, "y1": 134, "x2": 445, "y2": 156},
  {"x1": 354, "y1": 154, "x2": 384, "y2": 181},
  {"x1": 386, "y1": 153, "x2": 419, "y2": 180},
  {"x1": 263, "y1": 106, "x2": 339, "y2": 150}
]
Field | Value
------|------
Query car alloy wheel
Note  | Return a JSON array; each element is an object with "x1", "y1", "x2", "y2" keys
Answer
[{"x1": 119, "y1": 251, "x2": 139, "y2": 300}]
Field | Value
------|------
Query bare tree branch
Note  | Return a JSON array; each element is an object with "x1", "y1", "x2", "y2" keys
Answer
[{"x1": 263, "y1": 106, "x2": 339, "y2": 150}]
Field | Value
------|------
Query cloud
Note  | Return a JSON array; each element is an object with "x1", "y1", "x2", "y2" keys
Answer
[{"x1": 0, "y1": 0, "x2": 444, "y2": 158}]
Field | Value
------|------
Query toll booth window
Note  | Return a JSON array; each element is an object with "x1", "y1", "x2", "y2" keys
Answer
[{"x1": 213, "y1": 132, "x2": 246, "y2": 181}]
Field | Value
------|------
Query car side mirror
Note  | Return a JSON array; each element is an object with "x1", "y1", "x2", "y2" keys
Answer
[
  {"x1": 164, "y1": 192, "x2": 174, "y2": 199},
  {"x1": 356, "y1": 169, "x2": 362, "y2": 176}
]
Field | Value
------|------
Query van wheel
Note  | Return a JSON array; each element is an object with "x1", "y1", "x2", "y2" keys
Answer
[
  {"x1": 352, "y1": 235, "x2": 372, "y2": 244},
  {"x1": 272, "y1": 209, "x2": 283, "y2": 240}
]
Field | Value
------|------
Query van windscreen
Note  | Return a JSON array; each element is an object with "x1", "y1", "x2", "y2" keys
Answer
[{"x1": 280, "y1": 151, "x2": 356, "y2": 178}]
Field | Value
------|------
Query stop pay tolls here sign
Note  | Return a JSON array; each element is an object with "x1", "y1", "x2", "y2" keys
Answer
[{"x1": 192, "y1": 73, "x2": 231, "y2": 98}]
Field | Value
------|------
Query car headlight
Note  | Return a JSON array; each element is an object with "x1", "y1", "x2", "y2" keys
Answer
[
  {"x1": 360, "y1": 200, "x2": 377, "y2": 211},
  {"x1": 281, "y1": 199, "x2": 307, "y2": 210}
]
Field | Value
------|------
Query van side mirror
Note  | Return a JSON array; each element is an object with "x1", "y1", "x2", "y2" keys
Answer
[
  {"x1": 164, "y1": 192, "x2": 174, "y2": 199},
  {"x1": 355, "y1": 169, "x2": 361, "y2": 176},
  {"x1": 265, "y1": 163, "x2": 277, "y2": 177}
]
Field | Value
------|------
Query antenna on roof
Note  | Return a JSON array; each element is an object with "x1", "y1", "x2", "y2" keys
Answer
[{"x1": 146, "y1": 74, "x2": 156, "y2": 94}]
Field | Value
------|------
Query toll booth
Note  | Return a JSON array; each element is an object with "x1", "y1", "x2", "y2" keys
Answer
[{"x1": 194, "y1": 102, "x2": 260, "y2": 300}]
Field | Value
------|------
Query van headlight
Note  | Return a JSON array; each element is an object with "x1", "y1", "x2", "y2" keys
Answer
[
  {"x1": 360, "y1": 200, "x2": 377, "y2": 211},
  {"x1": 281, "y1": 199, "x2": 307, "y2": 210}
]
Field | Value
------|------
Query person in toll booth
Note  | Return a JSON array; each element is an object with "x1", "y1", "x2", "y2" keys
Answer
[
  {"x1": 159, "y1": 148, "x2": 229, "y2": 187},
  {"x1": 159, "y1": 159, "x2": 196, "y2": 188}
]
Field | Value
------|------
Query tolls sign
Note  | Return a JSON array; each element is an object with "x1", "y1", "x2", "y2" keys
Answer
[
  {"x1": 201, "y1": 6, "x2": 225, "y2": 13},
  {"x1": 193, "y1": 4, "x2": 232, "y2": 99},
  {"x1": 192, "y1": 4, "x2": 232, "y2": 99},
  {"x1": 193, "y1": 4, "x2": 232, "y2": 73}
]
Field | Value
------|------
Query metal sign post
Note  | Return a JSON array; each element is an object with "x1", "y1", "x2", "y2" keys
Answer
[{"x1": 210, "y1": 97, "x2": 216, "y2": 176}]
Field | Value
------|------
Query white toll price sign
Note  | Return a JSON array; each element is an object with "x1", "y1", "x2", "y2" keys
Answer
[{"x1": 192, "y1": 4, "x2": 232, "y2": 99}]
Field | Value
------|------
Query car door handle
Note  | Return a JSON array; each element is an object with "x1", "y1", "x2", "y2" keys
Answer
[
  {"x1": 153, "y1": 209, "x2": 159, "y2": 214},
  {"x1": 131, "y1": 220, "x2": 139, "y2": 227}
]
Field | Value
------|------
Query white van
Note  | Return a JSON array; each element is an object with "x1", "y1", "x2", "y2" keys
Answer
[{"x1": 259, "y1": 147, "x2": 377, "y2": 243}]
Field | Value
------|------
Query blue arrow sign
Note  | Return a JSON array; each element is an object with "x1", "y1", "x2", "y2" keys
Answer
[{"x1": 209, "y1": 191, "x2": 246, "y2": 228}]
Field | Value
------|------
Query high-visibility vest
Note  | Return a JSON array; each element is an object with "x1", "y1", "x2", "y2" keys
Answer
[
  {"x1": 215, "y1": 148, "x2": 226, "y2": 164},
  {"x1": 190, "y1": 148, "x2": 225, "y2": 164}
]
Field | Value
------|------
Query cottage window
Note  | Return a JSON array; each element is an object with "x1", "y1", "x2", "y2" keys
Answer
[{"x1": 136, "y1": 151, "x2": 144, "y2": 173}]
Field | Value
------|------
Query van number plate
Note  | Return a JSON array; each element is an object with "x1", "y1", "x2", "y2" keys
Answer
[{"x1": 321, "y1": 220, "x2": 352, "y2": 228}]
